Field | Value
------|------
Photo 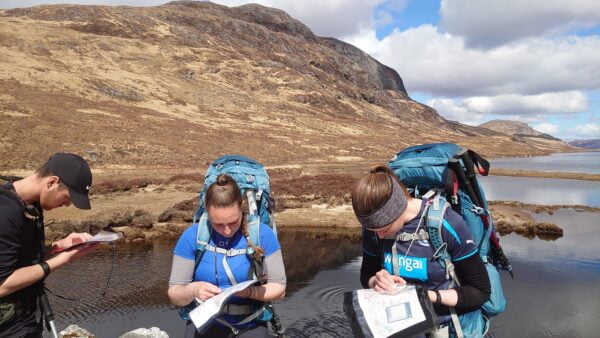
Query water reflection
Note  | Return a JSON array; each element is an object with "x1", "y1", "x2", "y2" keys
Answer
[
  {"x1": 491, "y1": 152, "x2": 600, "y2": 174},
  {"x1": 278, "y1": 258, "x2": 362, "y2": 338},
  {"x1": 479, "y1": 175, "x2": 600, "y2": 207},
  {"x1": 44, "y1": 231, "x2": 362, "y2": 337},
  {"x1": 44, "y1": 210, "x2": 600, "y2": 337},
  {"x1": 46, "y1": 240, "x2": 182, "y2": 337},
  {"x1": 491, "y1": 210, "x2": 600, "y2": 337},
  {"x1": 279, "y1": 231, "x2": 362, "y2": 294}
]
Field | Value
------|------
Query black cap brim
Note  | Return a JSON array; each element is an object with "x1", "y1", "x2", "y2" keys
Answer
[{"x1": 69, "y1": 187, "x2": 91, "y2": 209}]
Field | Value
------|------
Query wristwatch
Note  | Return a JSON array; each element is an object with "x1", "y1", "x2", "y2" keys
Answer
[
  {"x1": 39, "y1": 261, "x2": 51, "y2": 279},
  {"x1": 434, "y1": 289, "x2": 442, "y2": 305}
]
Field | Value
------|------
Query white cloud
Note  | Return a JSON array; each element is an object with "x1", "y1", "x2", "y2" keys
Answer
[
  {"x1": 426, "y1": 91, "x2": 587, "y2": 126},
  {"x1": 533, "y1": 123, "x2": 559, "y2": 134},
  {"x1": 426, "y1": 98, "x2": 485, "y2": 125},
  {"x1": 440, "y1": 0, "x2": 600, "y2": 48},
  {"x1": 570, "y1": 123, "x2": 600, "y2": 137},
  {"x1": 463, "y1": 92, "x2": 588, "y2": 115},
  {"x1": 345, "y1": 25, "x2": 600, "y2": 98}
]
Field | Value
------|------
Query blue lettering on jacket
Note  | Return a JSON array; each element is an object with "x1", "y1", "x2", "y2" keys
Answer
[{"x1": 383, "y1": 253, "x2": 428, "y2": 282}]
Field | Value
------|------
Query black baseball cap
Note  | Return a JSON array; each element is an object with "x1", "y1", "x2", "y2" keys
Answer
[{"x1": 46, "y1": 152, "x2": 92, "y2": 209}]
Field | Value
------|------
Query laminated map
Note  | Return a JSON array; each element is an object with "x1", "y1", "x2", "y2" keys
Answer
[{"x1": 344, "y1": 285, "x2": 437, "y2": 338}]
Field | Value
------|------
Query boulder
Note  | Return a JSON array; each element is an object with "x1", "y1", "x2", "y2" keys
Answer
[{"x1": 118, "y1": 327, "x2": 169, "y2": 338}]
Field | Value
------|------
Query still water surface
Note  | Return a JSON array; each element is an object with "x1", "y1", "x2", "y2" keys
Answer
[
  {"x1": 479, "y1": 175, "x2": 600, "y2": 207},
  {"x1": 490, "y1": 152, "x2": 600, "y2": 174},
  {"x1": 46, "y1": 209, "x2": 600, "y2": 337}
]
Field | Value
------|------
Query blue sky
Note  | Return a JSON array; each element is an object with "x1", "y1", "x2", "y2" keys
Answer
[{"x1": 1, "y1": 0, "x2": 599, "y2": 140}]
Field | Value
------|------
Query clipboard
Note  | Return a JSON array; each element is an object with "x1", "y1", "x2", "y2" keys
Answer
[
  {"x1": 344, "y1": 285, "x2": 438, "y2": 338},
  {"x1": 50, "y1": 230, "x2": 123, "y2": 254}
]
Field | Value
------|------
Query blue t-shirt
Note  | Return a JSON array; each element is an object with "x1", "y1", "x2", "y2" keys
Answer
[
  {"x1": 174, "y1": 222, "x2": 280, "y2": 326},
  {"x1": 363, "y1": 201, "x2": 478, "y2": 290}
]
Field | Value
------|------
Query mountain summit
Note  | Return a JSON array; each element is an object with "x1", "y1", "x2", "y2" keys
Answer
[
  {"x1": 0, "y1": 2, "x2": 573, "y2": 169},
  {"x1": 479, "y1": 120, "x2": 561, "y2": 141}
]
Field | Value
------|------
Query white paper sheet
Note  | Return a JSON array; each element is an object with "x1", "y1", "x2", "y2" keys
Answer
[
  {"x1": 87, "y1": 230, "x2": 123, "y2": 243},
  {"x1": 189, "y1": 280, "x2": 258, "y2": 330}
]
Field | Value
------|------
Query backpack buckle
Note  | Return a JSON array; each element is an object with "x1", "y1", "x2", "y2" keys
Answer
[
  {"x1": 472, "y1": 206, "x2": 484, "y2": 215},
  {"x1": 451, "y1": 195, "x2": 458, "y2": 205}
]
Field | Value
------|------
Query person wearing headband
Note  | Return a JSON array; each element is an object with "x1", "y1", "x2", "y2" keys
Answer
[{"x1": 352, "y1": 165, "x2": 490, "y2": 336}]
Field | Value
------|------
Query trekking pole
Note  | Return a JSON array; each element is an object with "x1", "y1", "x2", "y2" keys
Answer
[
  {"x1": 39, "y1": 291, "x2": 59, "y2": 338},
  {"x1": 268, "y1": 303, "x2": 285, "y2": 338},
  {"x1": 458, "y1": 150, "x2": 485, "y2": 208},
  {"x1": 448, "y1": 159, "x2": 481, "y2": 207},
  {"x1": 456, "y1": 152, "x2": 515, "y2": 278}
]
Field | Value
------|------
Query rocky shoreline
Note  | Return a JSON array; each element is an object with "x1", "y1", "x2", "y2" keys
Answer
[{"x1": 41, "y1": 167, "x2": 597, "y2": 244}]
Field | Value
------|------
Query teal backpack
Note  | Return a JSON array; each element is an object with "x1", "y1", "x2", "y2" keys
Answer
[
  {"x1": 178, "y1": 155, "x2": 284, "y2": 336},
  {"x1": 389, "y1": 143, "x2": 511, "y2": 338}
]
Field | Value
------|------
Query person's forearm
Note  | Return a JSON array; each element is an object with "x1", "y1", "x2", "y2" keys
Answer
[
  {"x1": 428, "y1": 288, "x2": 459, "y2": 307},
  {"x1": 168, "y1": 284, "x2": 195, "y2": 306},
  {"x1": 247, "y1": 282, "x2": 285, "y2": 302},
  {"x1": 0, "y1": 255, "x2": 66, "y2": 297}
]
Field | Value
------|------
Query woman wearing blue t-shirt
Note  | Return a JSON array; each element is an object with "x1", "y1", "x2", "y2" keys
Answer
[
  {"x1": 168, "y1": 174, "x2": 286, "y2": 338},
  {"x1": 353, "y1": 165, "x2": 490, "y2": 337}
]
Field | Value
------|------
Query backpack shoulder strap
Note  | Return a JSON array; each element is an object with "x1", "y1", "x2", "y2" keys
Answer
[
  {"x1": 194, "y1": 213, "x2": 212, "y2": 271},
  {"x1": 245, "y1": 189, "x2": 262, "y2": 248},
  {"x1": 425, "y1": 193, "x2": 454, "y2": 278}
]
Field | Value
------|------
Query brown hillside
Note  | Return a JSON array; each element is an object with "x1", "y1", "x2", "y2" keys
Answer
[{"x1": 0, "y1": 1, "x2": 575, "y2": 171}]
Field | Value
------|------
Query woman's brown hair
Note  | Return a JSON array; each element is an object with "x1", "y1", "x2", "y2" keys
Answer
[
  {"x1": 205, "y1": 174, "x2": 264, "y2": 259},
  {"x1": 351, "y1": 165, "x2": 410, "y2": 216}
]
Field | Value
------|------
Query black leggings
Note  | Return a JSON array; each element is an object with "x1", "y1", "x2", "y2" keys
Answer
[{"x1": 185, "y1": 321, "x2": 270, "y2": 338}]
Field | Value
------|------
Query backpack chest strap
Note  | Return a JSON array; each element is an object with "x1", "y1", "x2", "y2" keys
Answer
[
  {"x1": 394, "y1": 229, "x2": 429, "y2": 242},
  {"x1": 204, "y1": 245, "x2": 247, "y2": 257}
]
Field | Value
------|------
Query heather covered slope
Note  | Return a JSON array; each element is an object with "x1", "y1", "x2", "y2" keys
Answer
[{"x1": 0, "y1": 1, "x2": 575, "y2": 170}]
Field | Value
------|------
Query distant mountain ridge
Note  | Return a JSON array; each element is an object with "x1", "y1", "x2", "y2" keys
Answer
[
  {"x1": 479, "y1": 120, "x2": 561, "y2": 141},
  {"x1": 569, "y1": 139, "x2": 600, "y2": 149}
]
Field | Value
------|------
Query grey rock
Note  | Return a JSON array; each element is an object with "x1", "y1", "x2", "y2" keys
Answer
[
  {"x1": 60, "y1": 324, "x2": 94, "y2": 338},
  {"x1": 118, "y1": 327, "x2": 169, "y2": 338}
]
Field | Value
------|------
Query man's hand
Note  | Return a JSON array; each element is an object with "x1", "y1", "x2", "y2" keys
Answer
[{"x1": 52, "y1": 232, "x2": 93, "y2": 250}]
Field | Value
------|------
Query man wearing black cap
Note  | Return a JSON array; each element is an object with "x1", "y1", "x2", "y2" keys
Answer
[{"x1": 0, "y1": 153, "x2": 98, "y2": 337}]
